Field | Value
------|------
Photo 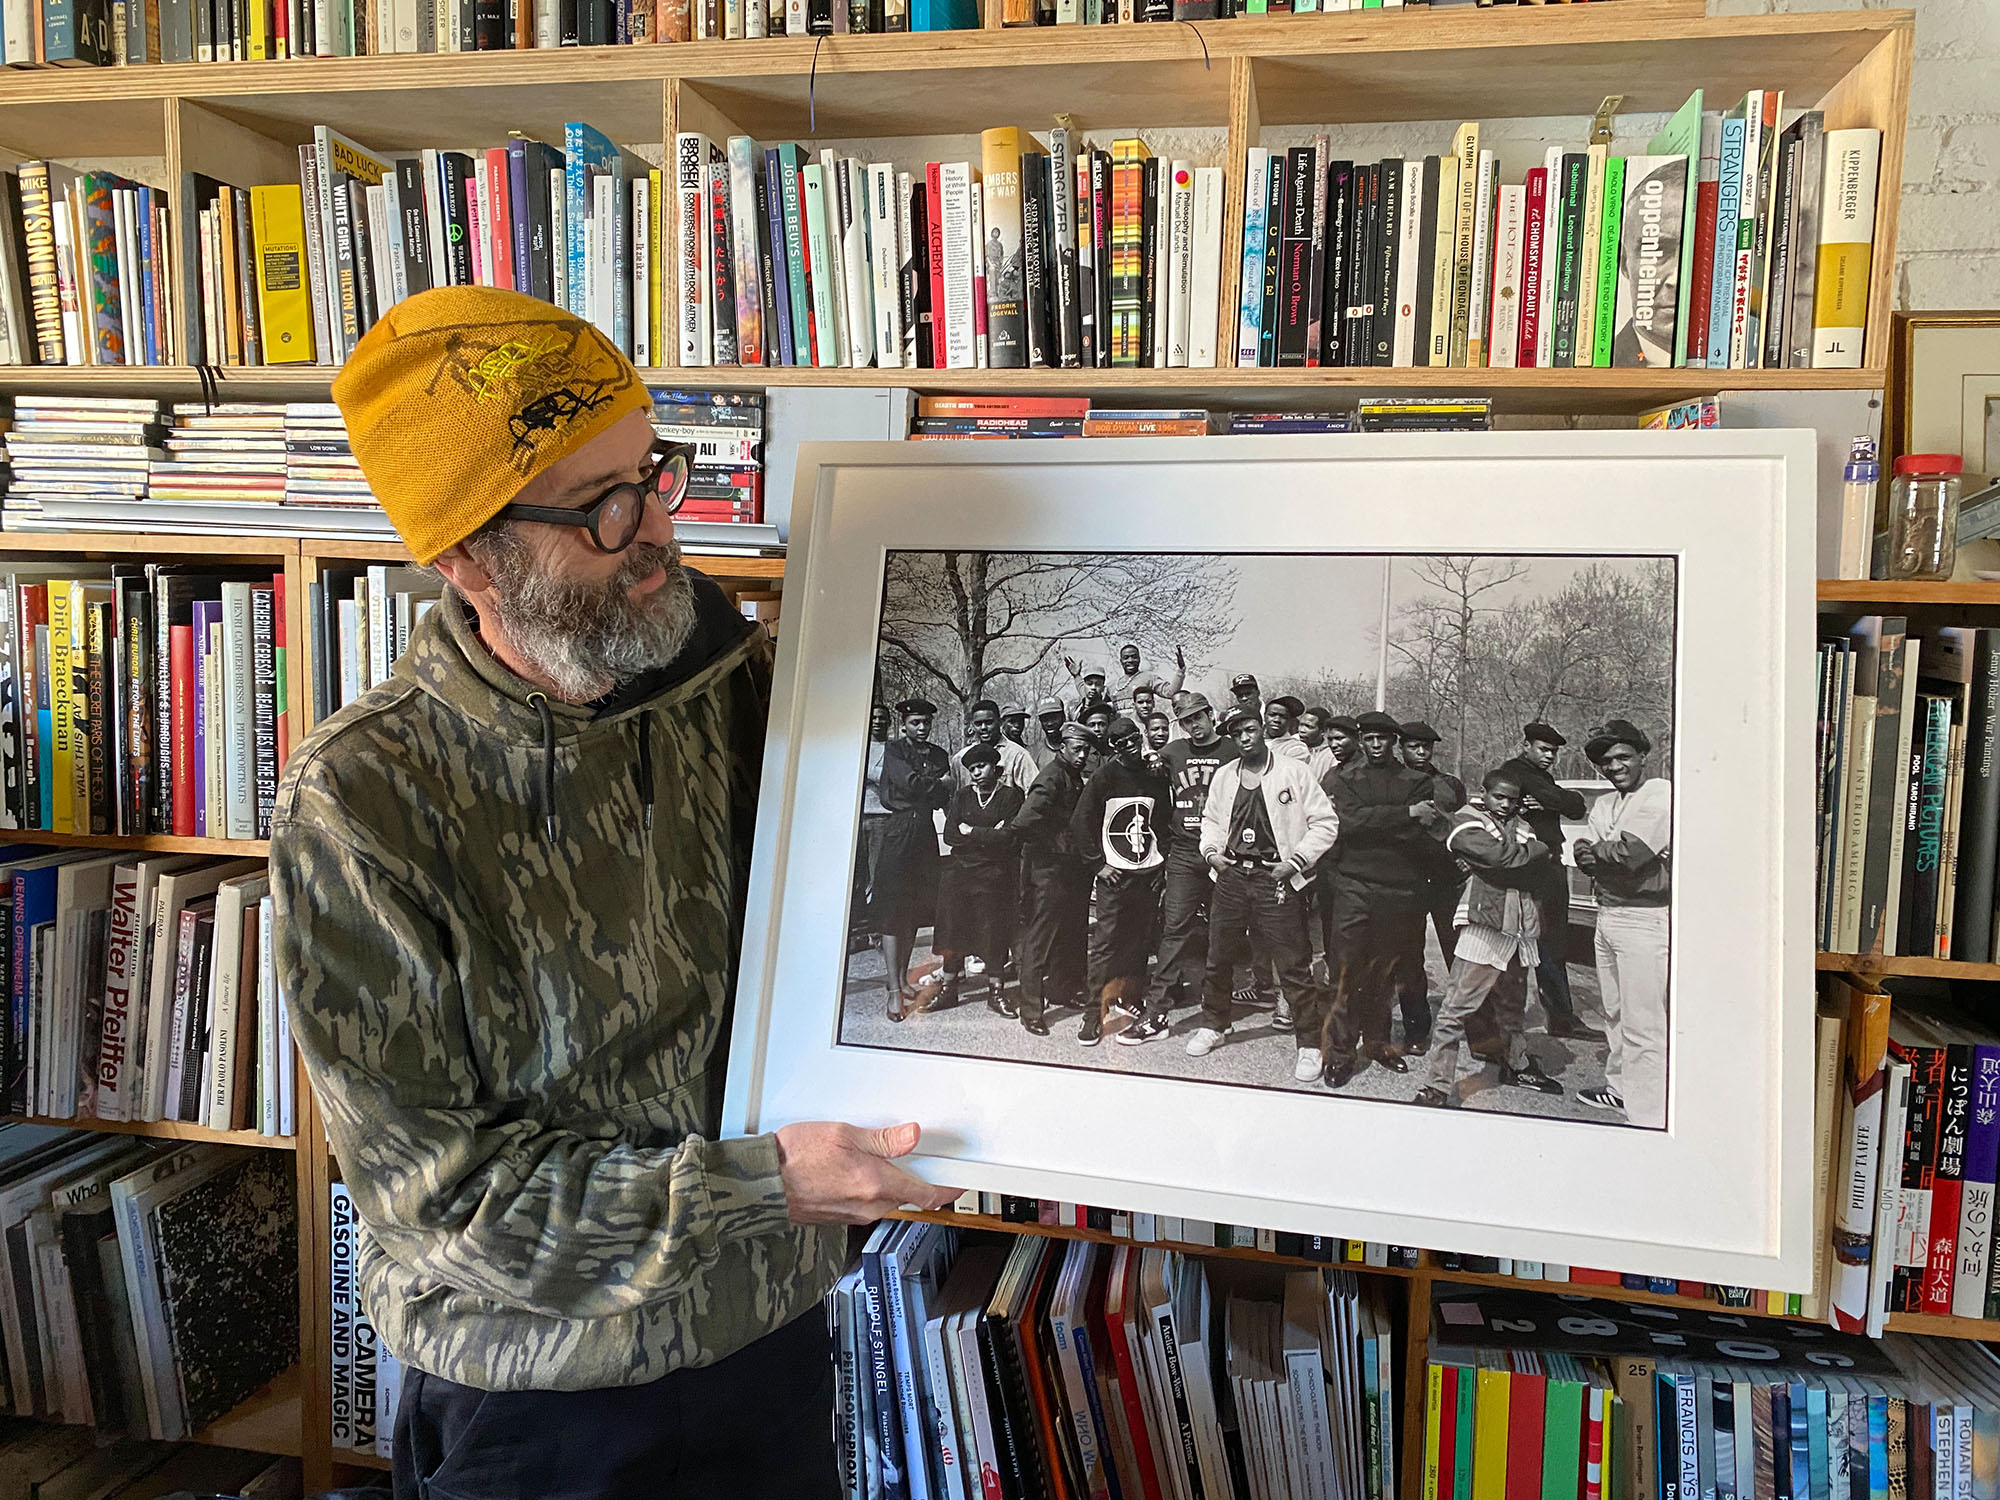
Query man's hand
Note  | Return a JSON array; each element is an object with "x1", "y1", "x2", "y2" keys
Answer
[{"x1": 776, "y1": 1121, "x2": 961, "y2": 1225}]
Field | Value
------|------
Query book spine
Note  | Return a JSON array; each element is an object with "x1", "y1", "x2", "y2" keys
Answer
[
  {"x1": 759, "y1": 152, "x2": 792, "y2": 366},
  {"x1": 896, "y1": 169, "x2": 917, "y2": 369},
  {"x1": 801, "y1": 163, "x2": 836, "y2": 367},
  {"x1": 1812, "y1": 129, "x2": 1880, "y2": 370},
  {"x1": 866, "y1": 161, "x2": 902, "y2": 368},
  {"x1": 1922, "y1": 1046, "x2": 1972, "y2": 1314},
  {"x1": 1276, "y1": 146, "x2": 1313, "y2": 367},
  {"x1": 1549, "y1": 153, "x2": 1586, "y2": 367},
  {"x1": 1260, "y1": 154, "x2": 1285, "y2": 368},
  {"x1": 1372, "y1": 157, "x2": 1400, "y2": 365},
  {"x1": 17, "y1": 164, "x2": 64, "y2": 365},
  {"x1": 1019, "y1": 152, "x2": 1050, "y2": 369},
  {"x1": 1166, "y1": 161, "x2": 1192, "y2": 368},
  {"x1": 1448, "y1": 126, "x2": 1478, "y2": 365},
  {"x1": 781, "y1": 148, "x2": 814, "y2": 367},
  {"x1": 674, "y1": 134, "x2": 711, "y2": 364},
  {"x1": 726, "y1": 137, "x2": 764, "y2": 366},
  {"x1": 1467, "y1": 149, "x2": 1495, "y2": 367},
  {"x1": 1048, "y1": 129, "x2": 1082, "y2": 369},
  {"x1": 838, "y1": 158, "x2": 875, "y2": 368},
  {"x1": 1235, "y1": 147, "x2": 1267, "y2": 368},
  {"x1": 251, "y1": 586, "x2": 277, "y2": 838},
  {"x1": 1592, "y1": 156, "x2": 1624, "y2": 369},
  {"x1": 1953, "y1": 1046, "x2": 2000, "y2": 1317},
  {"x1": 939, "y1": 160, "x2": 975, "y2": 370},
  {"x1": 706, "y1": 162, "x2": 738, "y2": 364}
]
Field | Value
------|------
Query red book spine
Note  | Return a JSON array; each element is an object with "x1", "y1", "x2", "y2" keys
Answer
[
  {"x1": 486, "y1": 148, "x2": 514, "y2": 292},
  {"x1": 926, "y1": 162, "x2": 946, "y2": 371},
  {"x1": 1685, "y1": 176, "x2": 1719, "y2": 363},
  {"x1": 1103, "y1": 1287, "x2": 1161, "y2": 1500},
  {"x1": 1436, "y1": 1364, "x2": 1459, "y2": 1500},
  {"x1": 1567, "y1": 1268, "x2": 1622, "y2": 1286},
  {"x1": 1506, "y1": 1371, "x2": 1548, "y2": 1500},
  {"x1": 1518, "y1": 167, "x2": 1547, "y2": 369},
  {"x1": 170, "y1": 623, "x2": 195, "y2": 838},
  {"x1": 1584, "y1": 1389, "x2": 1605, "y2": 1500}
]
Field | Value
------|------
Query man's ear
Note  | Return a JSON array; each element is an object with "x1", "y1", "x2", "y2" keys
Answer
[{"x1": 431, "y1": 543, "x2": 492, "y2": 596}]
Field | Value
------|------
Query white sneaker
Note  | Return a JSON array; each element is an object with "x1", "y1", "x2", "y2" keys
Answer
[
  {"x1": 1294, "y1": 1047, "x2": 1322, "y2": 1082},
  {"x1": 1185, "y1": 1026, "x2": 1229, "y2": 1057}
]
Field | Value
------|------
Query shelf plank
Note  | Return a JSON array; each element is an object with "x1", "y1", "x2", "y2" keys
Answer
[
  {"x1": 1885, "y1": 1310, "x2": 2000, "y2": 1341},
  {"x1": 0, "y1": 529, "x2": 298, "y2": 559},
  {"x1": 1426, "y1": 1270, "x2": 1812, "y2": 1324},
  {"x1": 0, "y1": 1111, "x2": 296, "y2": 1149},
  {"x1": 0, "y1": 828, "x2": 270, "y2": 856},
  {"x1": 889, "y1": 1208, "x2": 1423, "y2": 1274},
  {"x1": 1818, "y1": 580, "x2": 2000, "y2": 605},
  {"x1": 189, "y1": 1364, "x2": 304, "y2": 1458},
  {"x1": 1816, "y1": 952, "x2": 2000, "y2": 982}
]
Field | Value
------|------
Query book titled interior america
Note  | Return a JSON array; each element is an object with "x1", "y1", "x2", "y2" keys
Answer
[{"x1": 1610, "y1": 154, "x2": 1688, "y2": 369}]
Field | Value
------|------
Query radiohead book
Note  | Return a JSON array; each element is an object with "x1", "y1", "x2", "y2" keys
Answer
[{"x1": 1611, "y1": 155, "x2": 1688, "y2": 370}]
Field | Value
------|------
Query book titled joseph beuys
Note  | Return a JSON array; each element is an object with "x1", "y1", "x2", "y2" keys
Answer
[{"x1": 1610, "y1": 155, "x2": 1688, "y2": 369}]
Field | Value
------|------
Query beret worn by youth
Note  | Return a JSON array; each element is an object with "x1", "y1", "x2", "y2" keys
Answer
[
  {"x1": 1585, "y1": 718, "x2": 1653, "y2": 762},
  {"x1": 1356, "y1": 710, "x2": 1402, "y2": 734},
  {"x1": 897, "y1": 697, "x2": 938, "y2": 717},
  {"x1": 960, "y1": 742, "x2": 1002, "y2": 769},
  {"x1": 1523, "y1": 721, "x2": 1567, "y2": 747},
  {"x1": 331, "y1": 285, "x2": 654, "y2": 566},
  {"x1": 1269, "y1": 694, "x2": 1305, "y2": 717},
  {"x1": 1399, "y1": 720, "x2": 1442, "y2": 743},
  {"x1": 1329, "y1": 716, "x2": 1362, "y2": 735},
  {"x1": 1106, "y1": 715, "x2": 1142, "y2": 741}
]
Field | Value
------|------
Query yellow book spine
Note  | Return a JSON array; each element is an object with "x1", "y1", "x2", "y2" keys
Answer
[
  {"x1": 46, "y1": 583, "x2": 72, "y2": 834},
  {"x1": 1473, "y1": 1367, "x2": 1511, "y2": 1500},
  {"x1": 67, "y1": 581, "x2": 89, "y2": 832},
  {"x1": 248, "y1": 0, "x2": 270, "y2": 57},
  {"x1": 648, "y1": 168, "x2": 665, "y2": 363},
  {"x1": 1426, "y1": 1363, "x2": 1446, "y2": 1500},
  {"x1": 1765, "y1": 1288, "x2": 1788, "y2": 1316},
  {"x1": 250, "y1": 185, "x2": 317, "y2": 365}
]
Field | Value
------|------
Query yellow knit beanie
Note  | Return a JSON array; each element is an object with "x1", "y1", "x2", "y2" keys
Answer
[{"x1": 331, "y1": 286, "x2": 653, "y2": 566}]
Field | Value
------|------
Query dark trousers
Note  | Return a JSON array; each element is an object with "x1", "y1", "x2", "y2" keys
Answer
[
  {"x1": 1535, "y1": 883, "x2": 1578, "y2": 1024},
  {"x1": 1142, "y1": 848, "x2": 1214, "y2": 1017},
  {"x1": 1201, "y1": 864, "x2": 1324, "y2": 1042},
  {"x1": 1087, "y1": 867, "x2": 1163, "y2": 1015},
  {"x1": 392, "y1": 1309, "x2": 838, "y2": 1500},
  {"x1": 1321, "y1": 875, "x2": 1427, "y2": 1065},
  {"x1": 1019, "y1": 853, "x2": 1089, "y2": 1021}
]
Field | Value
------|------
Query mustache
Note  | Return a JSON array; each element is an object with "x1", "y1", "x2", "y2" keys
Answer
[{"x1": 612, "y1": 540, "x2": 679, "y2": 589}]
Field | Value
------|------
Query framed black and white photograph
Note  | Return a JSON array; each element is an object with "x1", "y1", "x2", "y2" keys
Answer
[{"x1": 723, "y1": 434, "x2": 1816, "y2": 1289}]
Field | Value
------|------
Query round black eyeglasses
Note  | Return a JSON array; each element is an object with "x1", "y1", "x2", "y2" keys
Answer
[{"x1": 492, "y1": 440, "x2": 695, "y2": 554}]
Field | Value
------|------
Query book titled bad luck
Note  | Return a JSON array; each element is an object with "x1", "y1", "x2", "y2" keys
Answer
[{"x1": 1612, "y1": 155, "x2": 1689, "y2": 369}]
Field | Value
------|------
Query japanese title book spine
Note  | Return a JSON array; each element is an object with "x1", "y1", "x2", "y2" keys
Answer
[
  {"x1": 1547, "y1": 151, "x2": 1587, "y2": 367},
  {"x1": 1591, "y1": 156, "x2": 1624, "y2": 369},
  {"x1": 1426, "y1": 153, "x2": 1458, "y2": 366},
  {"x1": 1235, "y1": 146, "x2": 1268, "y2": 368},
  {"x1": 1320, "y1": 160, "x2": 1351, "y2": 368},
  {"x1": 1372, "y1": 157, "x2": 1401, "y2": 365},
  {"x1": 1812, "y1": 129, "x2": 1880, "y2": 370},
  {"x1": 1075, "y1": 157, "x2": 1096, "y2": 369},
  {"x1": 675, "y1": 133, "x2": 713, "y2": 364},
  {"x1": 866, "y1": 161, "x2": 902, "y2": 368},
  {"x1": 1260, "y1": 156, "x2": 1284, "y2": 368},
  {"x1": 1784, "y1": 115, "x2": 1825, "y2": 370},
  {"x1": 897, "y1": 169, "x2": 920, "y2": 369},
  {"x1": 800, "y1": 162, "x2": 836, "y2": 368},
  {"x1": 1048, "y1": 127, "x2": 1082, "y2": 369},
  {"x1": 705, "y1": 162, "x2": 737, "y2": 364},
  {"x1": 1921, "y1": 1044, "x2": 1972, "y2": 1315},
  {"x1": 1143, "y1": 155, "x2": 1165, "y2": 368},
  {"x1": 1165, "y1": 161, "x2": 1192, "y2": 368},
  {"x1": 841, "y1": 157, "x2": 878, "y2": 368},
  {"x1": 1487, "y1": 182, "x2": 1524, "y2": 368},
  {"x1": 1575, "y1": 144, "x2": 1607, "y2": 368},
  {"x1": 978, "y1": 126, "x2": 1031, "y2": 369},
  {"x1": 1466, "y1": 149, "x2": 1495, "y2": 368},
  {"x1": 1827, "y1": 975, "x2": 1891, "y2": 1332},
  {"x1": 1708, "y1": 114, "x2": 1746, "y2": 369},
  {"x1": 1019, "y1": 151, "x2": 1051, "y2": 368},
  {"x1": 1187, "y1": 166, "x2": 1221, "y2": 369},
  {"x1": 1303, "y1": 133, "x2": 1329, "y2": 366},
  {"x1": 1686, "y1": 114, "x2": 1722, "y2": 365},
  {"x1": 1951, "y1": 1043, "x2": 2000, "y2": 1318},
  {"x1": 1893, "y1": 1042, "x2": 1943, "y2": 1313},
  {"x1": 939, "y1": 160, "x2": 977, "y2": 371},
  {"x1": 725, "y1": 137, "x2": 764, "y2": 367},
  {"x1": 1387, "y1": 156, "x2": 1419, "y2": 366},
  {"x1": 1274, "y1": 146, "x2": 1313, "y2": 367},
  {"x1": 1447, "y1": 121, "x2": 1477, "y2": 365},
  {"x1": 1610, "y1": 156, "x2": 1688, "y2": 370}
]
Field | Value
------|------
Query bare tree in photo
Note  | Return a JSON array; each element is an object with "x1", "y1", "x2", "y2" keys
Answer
[
  {"x1": 1390, "y1": 556, "x2": 1530, "y2": 772},
  {"x1": 878, "y1": 551, "x2": 1238, "y2": 718}
]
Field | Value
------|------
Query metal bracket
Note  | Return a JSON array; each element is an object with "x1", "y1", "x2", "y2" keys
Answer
[{"x1": 1590, "y1": 95, "x2": 1624, "y2": 145}]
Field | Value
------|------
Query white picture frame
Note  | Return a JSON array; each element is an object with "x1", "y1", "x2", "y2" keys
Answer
[{"x1": 721, "y1": 431, "x2": 1818, "y2": 1290}]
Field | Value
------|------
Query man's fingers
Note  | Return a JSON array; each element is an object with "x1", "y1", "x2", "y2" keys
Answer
[
  {"x1": 867, "y1": 1158, "x2": 955, "y2": 1214},
  {"x1": 861, "y1": 1121, "x2": 922, "y2": 1160}
]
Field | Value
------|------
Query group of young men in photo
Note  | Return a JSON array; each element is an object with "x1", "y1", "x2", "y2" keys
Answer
[{"x1": 858, "y1": 645, "x2": 1672, "y2": 1128}]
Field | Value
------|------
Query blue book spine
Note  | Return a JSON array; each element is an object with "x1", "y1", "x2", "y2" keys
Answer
[
  {"x1": 1236, "y1": 153, "x2": 1269, "y2": 366},
  {"x1": 1808, "y1": 1385, "x2": 1829, "y2": 1500},
  {"x1": 508, "y1": 140, "x2": 533, "y2": 300},
  {"x1": 883, "y1": 1234, "x2": 931, "y2": 1500},
  {"x1": 1868, "y1": 1397, "x2": 1888, "y2": 1500},
  {"x1": 563, "y1": 121, "x2": 614, "y2": 319},
  {"x1": 1708, "y1": 115, "x2": 1745, "y2": 370},
  {"x1": 762, "y1": 148, "x2": 794, "y2": 366},
  {"x1": 1788, "y1": 1383, "x2": 1811, "y2": 1500},
  {"x1": 138, "y1": 191, "x2": 159, "y2": 365}
]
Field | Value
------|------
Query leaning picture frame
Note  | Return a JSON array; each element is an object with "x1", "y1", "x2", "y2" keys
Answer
[{"x1": 721, "y1": 431, "x2": 1817, "y2": 1290}]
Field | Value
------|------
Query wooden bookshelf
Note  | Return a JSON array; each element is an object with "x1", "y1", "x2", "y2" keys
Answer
[
  {"x1": 1817, "y1": 952, "x2": 2000, "y2": 982},
  {"x1": 0, "y1": 1111, "x2": 293, "y2": 1148},
  {"x1": 0, "y1": 0, "x2": 1918, "y2": 1486},
  {"x1": 1818, "y1": 580, "x2": 2000, "y2": 605},
  {"x1": 0, "y1": 828, "x2": 270, "y2": 855}
]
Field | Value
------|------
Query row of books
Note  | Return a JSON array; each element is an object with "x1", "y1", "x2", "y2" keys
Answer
[
  {"x1": 2, "y1": 850, "x2": 296, "y2": 1136},
  {"x1": 308, "y1": 564, "x2": 441, "y2": 721},
  {"x1": 0, "y1": 552, "x2": 295, "y2": 841},
  {"x1": 184, "y1": 120, "x2": 655, "y2": 369},
  {"x1": 0, "y1": 1434, "x2": 294, "y2": 1500},
  {"x1": 1236, "y1": 101, "x2": 1880, "y2": 373},
  {"x1": 902, "y1": 393, "x2": 1495, "y2": 439},
  {"x1": 678, "y1": 129, "x2": 1229, "y2": 371},
  {"x1": 0, "y1": 167, "x2": 177, "y2": 368},
  {"x1": 834, "y1": 1224, "x2": 1399, "y2": 1500},
  {"x1": 0, "y1": 1126, "x2": 298, "y2": 1443},
  {"x1": 1420, "y1": 1282, "x2": 2000, "y2": 1500},
  {"x1": 1001, "y1": 0, "x2": 1566, "y2": 19},
  {"x1": 1813, "y1": 617, "x2": 2000, "y2": 964},
  {"x1": 328, "y1": 1182, "x2": 400, "y2": 1458},
  {"x1": 23, "y1": 0, "x2": 981, "y2": 69}
]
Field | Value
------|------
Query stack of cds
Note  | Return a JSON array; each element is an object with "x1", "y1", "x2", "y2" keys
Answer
[
  {"x1": 147, "y1": 402, "x2": 289, "y2": 507},
  {"x1": 0, "y1": 395, "x2": 165, "y2": 527},
  {"x1": 284, "y1": 403, "x2": 375, "y2": 510},
  {"x1": 1223, "y1": 410, "x2": 1358, "y2": 433}
]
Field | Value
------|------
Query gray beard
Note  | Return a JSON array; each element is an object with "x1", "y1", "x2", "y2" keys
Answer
[{"x1": 480, "y1": 535, "x2": 700, "y2": 702}]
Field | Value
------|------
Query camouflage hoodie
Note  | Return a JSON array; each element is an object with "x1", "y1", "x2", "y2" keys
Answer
[{"x1": 269, "y1": 572, "x2": 841, "y2": 1392}]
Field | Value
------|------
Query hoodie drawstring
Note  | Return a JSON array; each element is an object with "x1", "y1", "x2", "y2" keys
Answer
[
  {"x1": 528, "y1": 692, "x2": 557, "y2": 842},
  {"x1": 636, "y1": 710, "x2": 656, "y2": 832}
]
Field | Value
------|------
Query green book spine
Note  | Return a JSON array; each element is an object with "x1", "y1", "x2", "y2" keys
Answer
[
  {"x1": 1593, "y1": 156, "x2": 1624, "y2": 368},
  {"x1": 1543, "y1": 1378, "x2": 1586, "y2": 1500},
  {"x1": 800, "y1": 162, "x2": 838, "y2": 368},
  {"x1": 1549, "y1": 153, "x2": 1587, "y2": 367}
]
